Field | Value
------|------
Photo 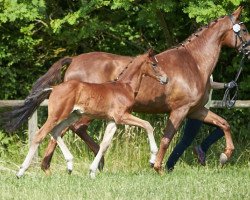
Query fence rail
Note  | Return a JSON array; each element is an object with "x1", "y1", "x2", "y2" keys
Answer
[{"x1": 0, "y1": 99, "x2": 250, "y2": 147}]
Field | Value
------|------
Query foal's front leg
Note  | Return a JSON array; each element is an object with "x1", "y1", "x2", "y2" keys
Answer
[
  {"x1": 120, "y1": 113, "x2": 158, "y2": 166},
  {"x1": 89, "y1": 121, "x2": 117, "y2": 179}
]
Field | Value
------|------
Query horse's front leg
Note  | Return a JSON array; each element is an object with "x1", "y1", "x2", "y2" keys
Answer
[
  {"x1": 189, "y1": 108, "x2": 234, "y2": 165},
  {"x1": 154, "y1": 107, "x2": 189, "y2": 174}
]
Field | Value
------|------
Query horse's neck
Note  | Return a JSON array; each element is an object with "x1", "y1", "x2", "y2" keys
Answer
[
  {"x1": 185, "y1": 21, "x2": 228, "y2": 80},
  {"x1": 118, "y1": 64, "x2": 143, "y2": 94}
]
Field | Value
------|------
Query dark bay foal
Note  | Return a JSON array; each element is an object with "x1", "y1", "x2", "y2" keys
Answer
[{"x1": 16, "y1": 51, "x2": 168, "y2": 178}]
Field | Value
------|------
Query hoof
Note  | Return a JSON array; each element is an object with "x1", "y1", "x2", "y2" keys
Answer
[
  {"x1": 150, "y1": 162, "x2": 154, "y2": 168},
  {"x1": 89, "y1": 171, "x2": 96, "y2": 179},
  {"x1": 67, "y1": 161, "x2": 73, "y2": 174},
  {"x1": 44, "y1": 169, "x2": 52, "y2": 176},
  {"x1": 220, "y1": 153, "x2": 228, "y2": 166},
  {"x1": 16, "y1": 171, "x2": 23, "y2": 179},
  {"x1": 153, "y1": 165, "x2": 164, "y2": 175}
]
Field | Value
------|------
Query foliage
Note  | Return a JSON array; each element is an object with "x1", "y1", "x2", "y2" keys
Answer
[{"x1": 0, "y1": 0, "x2": 249, "y2": 162}]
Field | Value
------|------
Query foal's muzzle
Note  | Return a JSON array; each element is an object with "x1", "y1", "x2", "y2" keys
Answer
[{"x1": 159, "y1": 76, "x2": 168, "y2": 85}]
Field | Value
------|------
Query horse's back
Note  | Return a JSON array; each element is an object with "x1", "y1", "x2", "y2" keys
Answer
[{"x1": 64, "y1": 52, "x2": 133, "y2": 83}]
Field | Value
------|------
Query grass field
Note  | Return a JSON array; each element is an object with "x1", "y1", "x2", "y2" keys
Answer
[
  {"x1": 1, "y1": 113, "x2": 250, "y2": 200},
  {"x1": 0, "y1": 163, "x2": 249, "y2": 200}
]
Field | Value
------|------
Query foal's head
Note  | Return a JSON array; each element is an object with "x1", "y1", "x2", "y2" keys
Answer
[
  {"x1": 138, "y1": 49, "x2": 168, "y2": 84},
  {"x1": 222, "y1": 6, "x2": 250, "y2": 59}
]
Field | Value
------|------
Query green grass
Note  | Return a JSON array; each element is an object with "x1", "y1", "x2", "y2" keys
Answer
[
  {"x1": 1, "y1": 113, "x2": 250, "y2": 199},
  {"x1": 0, "y1": 164, "x2": 250, "y2": 200}
]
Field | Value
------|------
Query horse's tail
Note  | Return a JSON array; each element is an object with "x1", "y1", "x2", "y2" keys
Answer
[{"x1": 1, "y1": 57, "x2": 72, "y2": 133}]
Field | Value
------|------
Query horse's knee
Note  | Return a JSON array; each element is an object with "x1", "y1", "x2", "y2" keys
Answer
[{"x1": 160, "y1": 137, "x2": 171, "y2": 150}]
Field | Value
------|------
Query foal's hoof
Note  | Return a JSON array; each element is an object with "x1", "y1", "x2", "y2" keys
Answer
[
  {"x1": 67, "y1": 161, "x2": 73, "y2": 174},
  {"x1": 89, "y1": 171, "x2": 96, "y2": 179},
  {"x1": 16, "y1": 171, "x2": 23, "y2": 179},
  {"x1": 150, "y1": 162, "x2": 155, "y2": 168},
  {"x1": 220, "y1": 153, "x2": 228, "y2": 166}
]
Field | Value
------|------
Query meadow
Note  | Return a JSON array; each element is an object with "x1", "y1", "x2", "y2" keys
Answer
[{"x1": 0, "y1": 112, "x2": 250, "y2": 200}]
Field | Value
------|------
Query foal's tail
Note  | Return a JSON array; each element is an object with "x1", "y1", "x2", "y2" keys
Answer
[{"x1": 0, "y1": 57, "x2": 72, "y2": 133}]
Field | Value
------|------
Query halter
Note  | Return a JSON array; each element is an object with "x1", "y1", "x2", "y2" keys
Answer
[{"x1": 222, "y1": 16, "x2": 249, "y2": 108}]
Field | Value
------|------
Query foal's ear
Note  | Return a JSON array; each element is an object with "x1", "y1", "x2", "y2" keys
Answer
[
  {"x1": 147, "y1": 48, "x2": 157, "y2": 62},
  {"x1": 231, "y1": 6, "x2": 243, "y2": 21}
]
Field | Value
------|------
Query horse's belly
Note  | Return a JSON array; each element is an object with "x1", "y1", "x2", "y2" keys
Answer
[{"x1": 134, "y1": 79, "x2": 170, "y2": 113}]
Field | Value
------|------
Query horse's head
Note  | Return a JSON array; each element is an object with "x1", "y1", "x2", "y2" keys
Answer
[
  {"x1": 142, "y1": 49, "x2": 168, "y2": 84},
  {"x1": 222, "y1": 6, "x2": 250, "y2": 59}
]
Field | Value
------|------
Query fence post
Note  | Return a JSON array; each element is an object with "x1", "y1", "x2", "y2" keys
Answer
[{"x1": 28, "y1": 110, "x2": 38, "y2": 162}]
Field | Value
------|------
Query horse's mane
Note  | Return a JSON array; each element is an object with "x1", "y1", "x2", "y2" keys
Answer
[{"x1": 173, "y1": 15, "x2": 228, "y2": 49}]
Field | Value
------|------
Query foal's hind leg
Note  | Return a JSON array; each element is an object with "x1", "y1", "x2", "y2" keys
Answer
[
  {"x1": 189, "y1": 108, "x2": 234, "y2": 165},
  {"x1": 120, "y1": 113, "x2": 158, "y2": 166},
  {"x1": 51, "y1": 111, "x2": 82, "y2": 173},
  {"x1": 89, "y1": 121, "x2": 117, "y2": 179},
  {"x1": 17, "y1": 120, "x2": 55, "y2": 178},
  {"x1": 41, "y1": 128, "x2": 68, "y2": 175}
]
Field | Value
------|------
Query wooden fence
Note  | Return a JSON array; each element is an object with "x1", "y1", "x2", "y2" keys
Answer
[{"x1": 0, "y1": 99, "x2": 250, "y2": 147}]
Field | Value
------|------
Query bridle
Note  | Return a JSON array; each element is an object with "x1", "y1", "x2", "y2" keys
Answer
[
  {"x1": 222, "y1": 16, "x2": 249, "y2": 108},
  {"x1": 230, "y1": 15, "x2": 250, "y2": 56}
]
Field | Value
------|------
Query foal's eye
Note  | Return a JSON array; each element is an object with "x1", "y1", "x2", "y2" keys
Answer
[{"x1": 152, "y1": 63, "x2": 157, "y2": 67}]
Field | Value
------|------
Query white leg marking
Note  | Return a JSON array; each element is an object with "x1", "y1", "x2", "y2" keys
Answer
[
  {"x1": 16, "y1": 143, "x2": 39, "y2": 178},
  {"x1": 51, "y1": 112, "x2": 82, "y2": 173},
  {"x1": 144, "y1": 122, "x2": 158, "y2": 165},
  {"x1": 89, "y1": 121, "x2": 117, "y2": 178}
]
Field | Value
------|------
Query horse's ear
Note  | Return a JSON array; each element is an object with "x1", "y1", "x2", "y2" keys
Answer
[{"x1": 231, "y1": 6, "x2": 243, "y2": 21}]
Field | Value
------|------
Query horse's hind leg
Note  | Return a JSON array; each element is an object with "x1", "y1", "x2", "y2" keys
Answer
[
  {"x1": 189, "y1": 108, "x2": 234, "y2": 165},
  {"x1": 120, "y1": 113, "x2": 158, "y2": 166},
  {"x1": 17, "y1": 120, "x2": 55, "y2": 178},
  {"x1": 89, "y1": 121, "x2": 117, "y2": 179}
]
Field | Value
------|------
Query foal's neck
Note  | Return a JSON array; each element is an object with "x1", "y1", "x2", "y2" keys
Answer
[{"x1": 117, "y1": 61, "x2": 144, "y2": 95}]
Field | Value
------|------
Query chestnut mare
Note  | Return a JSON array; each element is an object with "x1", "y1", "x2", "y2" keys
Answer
[
  {"x1": 4, "y1": 7, "x2": 250, "y2": 174},
  {"x1": 16, "y1": 51, "x2": 168, "y2": 178}
]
